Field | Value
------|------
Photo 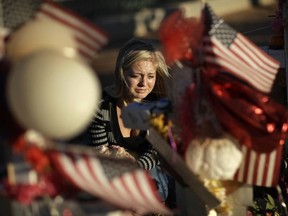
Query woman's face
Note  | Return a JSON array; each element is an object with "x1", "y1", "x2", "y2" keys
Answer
[{"x1": 123, "y1": 60, "x2": 157, "y2": 102}]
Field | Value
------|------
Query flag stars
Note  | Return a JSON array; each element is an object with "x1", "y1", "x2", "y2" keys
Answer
[{"x1": 213, "y1": 23, "x2": 237, "y2": 48}]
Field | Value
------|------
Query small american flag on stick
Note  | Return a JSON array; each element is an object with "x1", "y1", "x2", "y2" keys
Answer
[
  {"x1": 202, "y1": 3, "x2": 279, "y2": 93},
  {"x1": 48, "y1": 150, "x2": 171, "y2": 215},
  {"x1": 35, "y1": 1, "x2": 108, "y2": 63}
]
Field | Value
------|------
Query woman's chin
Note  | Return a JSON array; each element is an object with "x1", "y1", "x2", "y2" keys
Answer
[
  {"x1": 133, "y1": 97, "x2": 145, "y2": 102},
  {"x1": 133, "y1": 97, "x2": 147, "y2": 102},
  {"x1": 133, "y1": 93, "x2": 149, "y2": 100}
]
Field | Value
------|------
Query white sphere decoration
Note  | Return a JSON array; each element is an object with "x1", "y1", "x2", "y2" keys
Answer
[
  {"x1": 6, "y1": 18, "x2": 78, "y2": 63},
  {"x1": 6, "y1": 49, "x2": 101, "y2": 140}
]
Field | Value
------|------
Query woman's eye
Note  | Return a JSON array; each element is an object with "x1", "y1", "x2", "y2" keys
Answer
[
  {"x1": 130, "y1": 75, "x2": 140, "y2": 78},
  {"x1": 148, "y1": 75, "x2": 155, "y2": 79}
]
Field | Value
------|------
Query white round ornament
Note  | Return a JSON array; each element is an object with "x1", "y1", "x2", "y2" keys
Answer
[{"x1": 6, "y1": 49, "x2": 101, "y2": 140}]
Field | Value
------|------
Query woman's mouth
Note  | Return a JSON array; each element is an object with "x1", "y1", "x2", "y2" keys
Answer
[{"x1": 135, "y1": 89, "x2": 146, "y2": 93}]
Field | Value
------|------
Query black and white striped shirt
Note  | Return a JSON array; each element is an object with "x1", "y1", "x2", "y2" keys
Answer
[{"x1": 88, "y1": 93, "x2": 158, "y2": 170}]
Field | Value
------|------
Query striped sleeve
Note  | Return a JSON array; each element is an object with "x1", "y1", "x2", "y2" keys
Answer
[
  {"x1": 89, "y1": 107, "x2": 109, "y2": 147},
  {"x1": 136, "y1": 148, "x2": 159, "y2": 170}
]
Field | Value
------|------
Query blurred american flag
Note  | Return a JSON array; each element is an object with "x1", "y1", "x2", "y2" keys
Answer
[
  {"x1": 48, "y1": 150, "x2": 171, "y2": 215},
  {"x1": 35, "y1": 1, "x2": 108, "y2": 63},
  {"x1": 233, "y1": 144, "x2": 283, "y2": 187}
]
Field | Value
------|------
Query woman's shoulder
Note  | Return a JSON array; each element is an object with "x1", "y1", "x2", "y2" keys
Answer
[{"x1": 97, "y1": 88, "x2": 117, "y2": 111}]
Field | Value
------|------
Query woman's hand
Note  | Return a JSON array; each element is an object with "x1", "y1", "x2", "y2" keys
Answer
[
  {"x1": 109, "y1": 145, "x2": 136, "y2": 161},
  {"x1": 94, "y1": 145, "x2": 136, "y2": 161}
]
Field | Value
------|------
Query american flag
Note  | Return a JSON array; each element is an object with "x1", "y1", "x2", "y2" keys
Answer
[
  {"x1": 202, "y1": 3, "x2": 280, "y2": 93},
  {"x1": 35, "y1": 1, "x2": 108, "y2": 63},
  {"x1": 233, "y1": 144, "x2": 283, "y2": 187},
  {"x1": 48, "y1": 150, "x2": 171, "y2": 215}
]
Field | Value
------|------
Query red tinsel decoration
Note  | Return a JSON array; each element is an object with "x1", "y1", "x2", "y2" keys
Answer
[
  {"x1": 2, "y1": 135, "x2": 79, "y2": 204},
  {"x1": 2, "y1": 172, "x2": 70, "y2": 204},
  {"x1": 159, "y1": 9, "x2": 203, "y2": 65},
  {"x1": 178, "y1": 69, "x2": 288, "y2": 153},
  {"x1": 203, "y1": 69, "x2": 288, "y2": 152},
  {"x1": 178, "y1": 83, "x2": 198, "y2": 154},
  {"x1": 12, "y1": 135, "x2": 50, "y2": 173}
]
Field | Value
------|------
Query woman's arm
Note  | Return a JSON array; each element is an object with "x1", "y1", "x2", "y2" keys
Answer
[
  {"x1": 136, "y1": 147, "x2": 159, "y2": 170},
  {"x1": 90, "y1": 113, "x2": 159, "y2": 169},
  {"x1": 89, "y1": 104, "x2": 136, "y2": 161},
  {"x1": 89, "y1": 99, "x2": 159, "y2": 169},
  {"x1": 89, "y1": 107, "x2": 109, "y2": 147}
]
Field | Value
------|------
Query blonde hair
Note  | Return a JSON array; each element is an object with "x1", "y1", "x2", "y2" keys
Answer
[{"x1": 113, "y1": 38, "x2": 170, "y2": 100}]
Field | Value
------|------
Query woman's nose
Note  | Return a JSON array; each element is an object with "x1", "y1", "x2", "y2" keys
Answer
[{"x1": 139, "y1": 76, "x2": 147, "y2": 86}]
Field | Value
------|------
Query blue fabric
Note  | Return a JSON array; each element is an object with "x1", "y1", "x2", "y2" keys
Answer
[{"x1": 149, "y1": 166, "x2": 169, "y2": 202}]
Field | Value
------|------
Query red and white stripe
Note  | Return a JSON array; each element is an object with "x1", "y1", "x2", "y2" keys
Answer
[
  {"x1": 49, "y1": 151, "x2": 171, "y2": 215},
  {"x1": 233, "y1": 144, "x2": 283, "y2": 187},
  {"x1": 35, "y1": 1, "x2": 108, "y2": 63},
  {"x1": 203, "y1": 33, "x2": 280, "y2": 93}
]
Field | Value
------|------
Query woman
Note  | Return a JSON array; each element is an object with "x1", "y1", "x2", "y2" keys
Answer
[{"x1": 88, "y1": 38, "x2": 171, "y2": 201}]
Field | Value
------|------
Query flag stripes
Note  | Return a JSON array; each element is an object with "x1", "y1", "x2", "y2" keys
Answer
[
  {"x1": 49, "y1": 151, "x2": 171, "y2": 215},
  {"x1": 233, "y1": 145, "x2": 283, "y2": 187},
  {"x1": 203, "y1": 35, "x2": 279, "y2": 93},
  {"x1": 204, "y1": 39, "x2": 271, "y2": 91},
  {"x1": 236, "y1": 34, "x2": 279, "y2": 71},
  {"x1": 35, "y1": 2, "x2": 108, "y2": 62}
]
